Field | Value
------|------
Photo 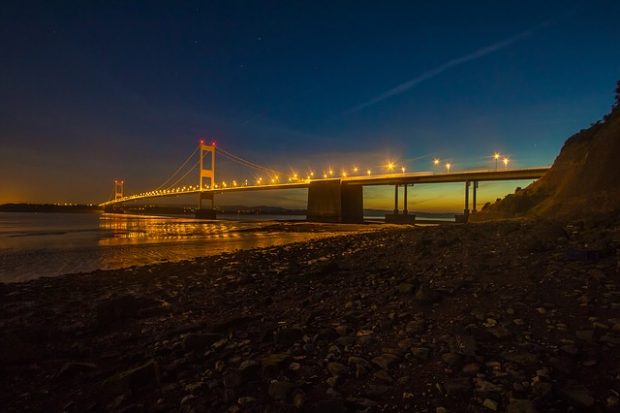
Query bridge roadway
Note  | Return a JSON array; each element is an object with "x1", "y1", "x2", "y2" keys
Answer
[{"x1": 100, "y1": 166, "x2": 549, "y2": 207}]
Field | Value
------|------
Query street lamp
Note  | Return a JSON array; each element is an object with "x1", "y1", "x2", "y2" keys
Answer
[
  {"x1": 493, "y1": 152, "x2": 500, "y2": 170},
  {"x1": 401, "y1": 166, "x2": 406, "y2": 173},
  {"x1": 387, "y1": 162, "x2": 395, "y2": 171},
  {"x1": 445, "y1": 162, "x2": 451, "y2": 172},
  {"x1": 503, "y1": 157, "x2": 509, "y2": 169}
]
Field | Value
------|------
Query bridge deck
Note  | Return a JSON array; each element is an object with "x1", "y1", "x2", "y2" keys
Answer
[{"x1": 100, "y1": 167, "x2": 549, "y2": 206}]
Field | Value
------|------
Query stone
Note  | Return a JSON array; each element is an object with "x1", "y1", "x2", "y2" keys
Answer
[
  {"x1": 57, "y1": 361, "x2": 97, "y2": 378},
  {"x1": 561, "y1": 384, "x2": 594, "y2": 407},
  {"x1": 462, "y1": 362, "x2": 481, "y2": 375},
  {"x1": 482, "y1": 398, "x2": 498, "y2": 411},
  {"x1": 441, "y1": 352, "x2": 462, "y2": 366},
  {"x1": 277, "y1": 327, "x2": 304, "y2": 345},
  {"x1": 327, "y1": 362, "x2": 347, "y2": 377},
  {"x1": 443, "y1": 378, "x2": 472, "y2": 397},
  {"x1": 268, "y1": 380, "x2": 295, "y2": 401},
  {"x1": 260, "y1": 354, "x2": 290, "y2": 371},
  {"x1": 105, "y1": 359, "x2": 160, "y2": 393},
  {"x1": 398, "y1": 282, "x2": 415, "y2": 294},
  {"x1": 372, "y1": 354, "x2": 400, "y2": 370},
  {"x1": 95, "y1": 295, "x2": 160, "y2": 327},
  {"x1": 222, "y1": 370, "x2": 242, "y2": 388},
  {"x1": 238, "y1": 360, "x2": 260, "y2": 381},
  {"x1": 414, "y1": 284, "x2": 440, "y2": 303},
  {"x1": 506, "y1": 399, "x2": 537, "y2": 413},
  {"x1": 410, "y1": 347, "x2": 430, "y2": 360},
  {"x1": 183, "y1": 333, "x2": 221, "y2": 352},
  {"x1": 501, "y1": 352, "x2": 538, "y2": 366}
]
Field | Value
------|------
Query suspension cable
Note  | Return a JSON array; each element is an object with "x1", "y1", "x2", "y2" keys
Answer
[
  {"x1": 165, "y1": 160, "x2": 200, "y2": 189},
  {"x1": 154, "y1": 145, "x2": 199, "y2": 190},
  {"x1": 217, "y1": 146, "x2": 283, "y2": 176}
]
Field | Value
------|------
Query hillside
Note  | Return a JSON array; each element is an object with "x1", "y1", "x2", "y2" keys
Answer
[{"x1": 475, "y1": 82, "x2": 620, "y2": 220}]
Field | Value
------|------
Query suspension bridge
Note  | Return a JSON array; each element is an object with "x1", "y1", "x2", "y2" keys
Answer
[{"x1": 100, "y1": 140, "x2": 549, "y2": 223}]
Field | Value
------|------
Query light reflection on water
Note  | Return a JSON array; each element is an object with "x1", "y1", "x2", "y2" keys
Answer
[{"x1": 0, "y1": 212, "x2": 336, "y2": 283}]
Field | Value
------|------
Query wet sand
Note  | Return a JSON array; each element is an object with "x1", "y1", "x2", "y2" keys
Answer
[{"x1": 1, "y1": 218, "x2": 620, "y2": 412}]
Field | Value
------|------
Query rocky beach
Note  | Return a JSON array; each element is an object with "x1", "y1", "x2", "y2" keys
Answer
[{"x1": 2, "y1": 216, "x2": 620, "y2": 412}]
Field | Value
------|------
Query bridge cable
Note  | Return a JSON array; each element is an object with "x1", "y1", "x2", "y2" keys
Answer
[
  {"x1": 217, "y1": 146, "x2": 283, "y2": 176},
  {"x1": 154, "y1": 145, "x2": 200, "y2": 190}
]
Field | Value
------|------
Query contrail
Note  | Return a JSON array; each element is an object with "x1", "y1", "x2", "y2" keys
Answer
[{"x1": 345, "y1": 20, "x2": 553, "y2": 114}]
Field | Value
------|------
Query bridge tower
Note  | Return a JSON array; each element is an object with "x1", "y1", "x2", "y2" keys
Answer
[
  {"x1": 114, "y1": 179, "x2": 124, "y2": 201},
  {"x1": 197, "y1": 140, "x2": 217, "y2": 218}
]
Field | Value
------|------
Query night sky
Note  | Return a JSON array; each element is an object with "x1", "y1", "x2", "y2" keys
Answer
[{"x1": 2, "y1": 1, "x2": 619, "y2": 211}]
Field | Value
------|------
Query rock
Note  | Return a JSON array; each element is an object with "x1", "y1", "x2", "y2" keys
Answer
[
  {"x1": 373, "y1": 370, "x2": 393, "y2": 382},
  {"x1": 575, "y1": 330, "x2": 594, "y2": 341},
  {"x1": 57, "y1": 361, "x2": 97, "y2": 378},
  {"x1": 327, "y1": 362, "x2": 347, "y2": 377},
  {"x1": 482, "y1": 398, "x2": 498, "y2": 411},
  {"x1": 443, "y1": 378, "x2": 472, "y2": 397},
  {"x1": 222, "y1": 370, "x2": 242, "y2": 388},
  {"x1": 410, "y1": 347, "x2": 430, "y2": 360},
  {"x1": 414, "y1": 284, "x2": 440, "y2": 303},
  {"x1": 95, "y1": 295, "x2": 160, "y2": 327},
  {"x1": 277, "y1": 327, "x2": 304, "y2": 345},
  {"x1": 268, "y1": 380, "x2": 295, "y2": 401},
  {"x1": 462, "y1": 362, "x2": 481, "y2": 375},
  {"x1": 561, "y1": 384, "x2": 594, "y2": 407},
  {"x1": 238, "y1": 360, "x2": 260, "y2": 381},
  {"x1": 260, "y1": 353, "x2": 290, "y2": 374},
  {"x1": 405, "y1": 319, "x2": 426, "y2": 334},
  {"x1": 398, "y1": 282, "x2": 415, "y2": 294},
  {"x1": 487, "y1": 325, "x2": 511, "y2": 339},
  {"x1": 454, "y1": 334, "x2": 477, "y2": 356},
  {"x1": 560, "y1": 344, "x2": 579, "y2": 355},
  {"x1": 371, "y1": 354, "x2": 400, "y2": 370},
  {"x1": 441, "y1": 352, "x2": 462, "y2": 366},
  {"x1": 182, "y1": 333, "x2": 221, "y2": 352},
  {"x1": 506, "y1": 399, "x2": 537, "y2": 413},
  {"x1": 501, "y1": 352, "x2": 538, "y2": 366},
  {"x1": 365, "y1": 384, "x2": 391, "y2": 396},
  {"x1": 307, "y1": 399, "x2": 347, "y2": 413},
  {"x1": 105, "y1": 359, "x2": 160, "y2": 394}
]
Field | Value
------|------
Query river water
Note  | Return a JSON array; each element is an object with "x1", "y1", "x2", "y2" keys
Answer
[{"x1": 0, "y1": 212, "x2": 355, "y2": 283}]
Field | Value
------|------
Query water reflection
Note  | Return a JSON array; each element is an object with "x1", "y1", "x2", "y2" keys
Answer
[
  {"x1": 98, "y1": 213, "x2": 250, "y2": 245},
  {"x1": 0, "y1": 212, "x2": 343, "y2": 282}
]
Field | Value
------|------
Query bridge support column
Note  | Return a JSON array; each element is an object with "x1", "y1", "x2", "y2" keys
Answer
[
  {"x1": 472, "y1": 181, "x2": 478, "y2": 213},
  {"x1": 307, "y1": 180, "x2": 363, "y2": 223},
  {"x1": 393, "y1": 184, "x2": 399, "y2": 215},
  {"x1": 196, "y1": 192, "x2": 217, "y2": 219},
  {"x1": 403, "y1": 184, "x2": 408, "y2": 215},
  {"x1": 464, "y1": 180, "x2": 470, "y2": 223}
]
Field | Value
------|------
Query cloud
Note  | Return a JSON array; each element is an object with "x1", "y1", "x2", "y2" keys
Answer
[{"x1": 345, "y1": 20, "x2": 553, "y2": 114}]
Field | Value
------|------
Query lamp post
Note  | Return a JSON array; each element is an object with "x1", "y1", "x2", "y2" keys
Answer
[{"x1": 493, "y1": 152, "x2": 500, "y2": 171}]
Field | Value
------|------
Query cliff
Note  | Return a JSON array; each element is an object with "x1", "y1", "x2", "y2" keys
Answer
[{"x1": 475, "y1": 83, "x2": 620, "y2": 220}]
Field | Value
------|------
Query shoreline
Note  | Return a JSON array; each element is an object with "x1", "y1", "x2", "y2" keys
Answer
[{"x1": 1, "y1": 219, "x2": 619, "y2": 411}]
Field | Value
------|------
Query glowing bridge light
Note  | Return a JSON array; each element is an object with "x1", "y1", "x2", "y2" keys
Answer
[
  {"x1": 445, "y1": 162, "x2": 452, "y2": 172},
  {"x1": 503, "y1": 157, "x2": 509, "y2": 168},
  {"x1": 341, "y1": 171, "x2": 347, "y2": 177},
  {"x1": 367, "y1": 169, "x2": 371, "y2": 176},
  {"x1": 401, "y1": 166, "x2": 406, "y2": 173},
  {"x1": 323, "y1": 173, "x2": 327, "y2": 178},
  {"x1": 353, "y1": 166, "x2": 358, "y2": 173},
  {"x1": 433, "y1": 158, "x2": 440, "y2": 166},
  {"x1": 387, "y1": 162, "x2": 395, "y2": 171}
]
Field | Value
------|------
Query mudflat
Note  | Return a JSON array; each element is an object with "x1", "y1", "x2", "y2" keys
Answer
[{"x1": 1, "y1": 218, "x2": 619, "y2": 412}]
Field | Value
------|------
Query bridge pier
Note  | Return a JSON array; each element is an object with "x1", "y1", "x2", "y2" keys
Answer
[
  {"x1": 472, "y1": 180, "x2": 478, "y2": 213},
  {"x1": 394, "y1": 184, "x2": 399, "y2": 215},
  {"x1": 307, "y1": 180, "x2": 363, "y2": 223},
  {"x1": 196, "y1": 192, "x2": 217, "y2": 219},
  {"x1": 464, "y1": 180, "x2": 470, "y2": 223},
  {"x1": 386, "y1": 184, "x2": 415, "y2": 224}
]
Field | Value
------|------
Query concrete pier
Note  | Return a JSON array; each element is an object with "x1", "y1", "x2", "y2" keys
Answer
[{"x1": 307, "y1": 180, "x2": 363, "y2": 223}]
